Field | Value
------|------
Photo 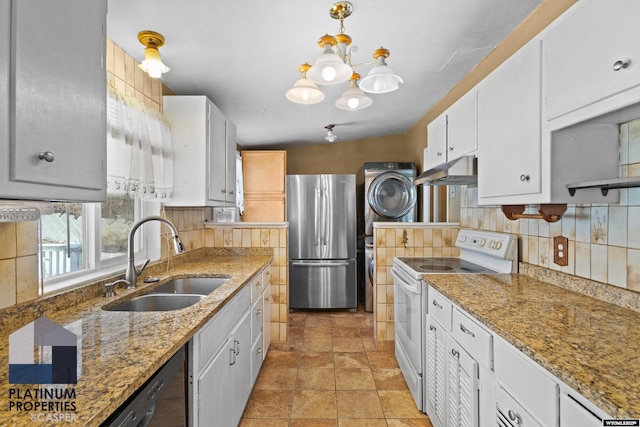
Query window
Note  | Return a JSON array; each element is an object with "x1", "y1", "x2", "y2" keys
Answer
[{"x1": 41, "y1": 196, "x2": 157, "y2": 292}]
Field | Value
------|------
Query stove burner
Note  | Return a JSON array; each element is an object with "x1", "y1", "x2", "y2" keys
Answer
[{"x1": 419, "y1": 264, "x2": 454, "y2": 271}]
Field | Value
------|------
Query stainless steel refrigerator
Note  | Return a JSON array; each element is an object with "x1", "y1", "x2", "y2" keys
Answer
[{"x1": 287, "y1": 174, "x2": 357, "y2": 309}]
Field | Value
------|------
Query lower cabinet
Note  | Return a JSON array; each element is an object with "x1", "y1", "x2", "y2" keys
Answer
[
  {"x1": 189, "y1": 266, "x2": 271, "y2": 426},
  {"x1": 425, "y1": 284, "x2": 611, "y2": 427},
  {"x1": 425, "y1": 314, "x2": 481, "y2": 427}
]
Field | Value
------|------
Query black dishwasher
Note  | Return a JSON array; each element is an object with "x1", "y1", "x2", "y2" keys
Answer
[{"x1": 101, "y1": 347, "x2": 185, "y2": 427}]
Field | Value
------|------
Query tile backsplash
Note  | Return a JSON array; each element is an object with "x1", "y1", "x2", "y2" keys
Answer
[{"x1": 0, "y1": 222, "x2": 39, "y2": 309}]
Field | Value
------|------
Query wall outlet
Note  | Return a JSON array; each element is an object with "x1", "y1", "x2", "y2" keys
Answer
[{"x1": 553, "y1": 236, "x2": 569, "y2": 266}]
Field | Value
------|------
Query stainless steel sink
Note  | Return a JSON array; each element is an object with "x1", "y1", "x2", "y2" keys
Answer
[
  {"x1": 149, "y1": 276, "x2": 230, "y2": 295},
  {"x1": 103, "y1": 276, "x2": 231, "y2": 312},
  {"x1": 104, "y1": 294, "x2": 205, "y2": 312}
]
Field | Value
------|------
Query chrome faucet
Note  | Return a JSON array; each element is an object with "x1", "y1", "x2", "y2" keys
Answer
[{"x1": 124, "y1": 216, "x2": 185, "y2": 288}]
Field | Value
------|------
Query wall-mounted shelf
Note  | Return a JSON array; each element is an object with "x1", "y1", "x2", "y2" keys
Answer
[{"x1": 567, "y1": 177, "x2": 640, "y2": 196}]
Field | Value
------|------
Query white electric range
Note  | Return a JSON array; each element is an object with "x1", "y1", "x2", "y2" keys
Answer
[{"x1": 390, "y1": 229, "x2": 518, "y2": 411}]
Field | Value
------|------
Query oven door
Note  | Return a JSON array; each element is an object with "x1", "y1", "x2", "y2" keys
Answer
[{"x1": 391, "y1": 266, "x2": 423, "y2": 409}]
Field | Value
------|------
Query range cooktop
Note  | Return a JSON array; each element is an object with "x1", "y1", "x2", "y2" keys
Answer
[{"x1": 396, "y1": 257, "x2": 496, "y2": 274}]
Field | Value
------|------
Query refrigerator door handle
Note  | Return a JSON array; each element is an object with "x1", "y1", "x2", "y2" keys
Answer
[
  {"x1": 292, "y1": 261, "x2": 351, "y2": 268},
  {"x1": 315, "y1": 187, "x2": 321, "y2": 246}
]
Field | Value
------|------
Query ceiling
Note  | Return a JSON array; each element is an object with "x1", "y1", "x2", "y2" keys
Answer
[{"x1": 106, "y1": 0, "x2": 542, "y2": 149}]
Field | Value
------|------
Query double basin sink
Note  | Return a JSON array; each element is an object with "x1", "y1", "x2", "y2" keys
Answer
[{"x1": 104, "y1": 276, "x2": 230, "y2": 312}]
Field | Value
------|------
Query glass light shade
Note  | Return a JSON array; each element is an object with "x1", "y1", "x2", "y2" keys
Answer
[
  {"x1": 307, "y1": 45, "x2": 353, "y2": 85},
  {"x1": 285, "y1": 78, "x2": 325, "y2": 104},
  {"x1": 359, "y1": 64, "x2": 403, "y2": 94},
  {"x1": 325, "y1": 130, "x2": 337, "y2": 143},
  {"x1": 139, "y1": 47, "x2": 170, "y2": 78},
  {"x1": 335, "y1": 86, "x2": 373, "y2": 110}
]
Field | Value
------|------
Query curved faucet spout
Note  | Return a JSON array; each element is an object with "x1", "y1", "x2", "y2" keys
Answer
[{"x1": 125, "y1": 216, "x2": 185, "y2": 288}]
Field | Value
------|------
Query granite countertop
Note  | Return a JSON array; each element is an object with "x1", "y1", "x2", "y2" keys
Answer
[
  {"x1": 423, "y1": 273, "x2": 640, "y2": 418},
  {"x1": 0, "y1": 248, "x2": 272, "y2": 426}
]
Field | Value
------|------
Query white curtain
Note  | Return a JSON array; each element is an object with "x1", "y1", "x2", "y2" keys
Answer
[{"x1": 106, "y1": 87, "x2": 173, "y2": 200}]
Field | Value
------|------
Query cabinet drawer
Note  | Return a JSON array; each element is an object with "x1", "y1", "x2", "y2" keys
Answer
[
  {"x1": 451, "y1": 308, "x2": 493, "y2": 369},
  {"x1": 250, "y1": 272, "x2": 264, "y2": 304},
  {"x1": 251, "y1": 296, "x2": 264, "y2": 344},
  {"x1": 428, "y1": 287, "x2": 452, "y2": 330},
  {"x1": 494, "y1": 338, "x2": 558, "y2": 427},
  {"x1": 497, "y1": 386, "x2": 542, "y2": 427},
  {"x1": 196, "y1": 285, "x2": 250, "y2": 371}
]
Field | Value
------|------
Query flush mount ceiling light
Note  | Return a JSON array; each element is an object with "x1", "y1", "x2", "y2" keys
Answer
[
  {"x1": 286, "y1": 1, "x2": 402, "y2": 109},
  {"x1": 138, "y1": 30, "x2": 170, "y2": 79},
  {"x1": 325, "y1": 124, "x2": 337, "y2": 142}
]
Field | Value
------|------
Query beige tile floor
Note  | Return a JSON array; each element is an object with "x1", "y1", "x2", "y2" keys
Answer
[{"x1": 240, "y1": 309, "x2": 434, "y2": 427}]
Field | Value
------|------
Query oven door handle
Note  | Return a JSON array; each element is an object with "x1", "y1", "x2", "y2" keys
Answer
[{"x1": 391, "y1": 268, "x2": 421, "y2": 295}]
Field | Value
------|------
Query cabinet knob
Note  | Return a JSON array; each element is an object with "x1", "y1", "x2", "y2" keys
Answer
[
  {"x1": 38, "y1": 151, "x2": 55, "y2": 162},
  {"x1": 436, "y1": 152, "x2": 442, "y2": 157},
  {"x1": 508, "y1": 409, "x2": 522, "y2": 425},
  {"x1": 229, "y1": 190, "x2": 234, "y2": 195},
  {"x1": 449, "y1": 146, "x2": 454, "y2": 151},
  {"x1": 613, "y1": 60, "x2": 630, "y2": 71},
  {"x1": 221, "y1": 189, "x2": 226, "y2": 194},
  {"x1": 520, "y1": 174, "x2": 530, "y2": 182}
]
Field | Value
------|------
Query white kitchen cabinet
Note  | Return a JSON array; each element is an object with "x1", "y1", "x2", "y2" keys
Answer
[
  {"x1": 425, "y1": 113, "x2": 447, "y2": 170},
  {"x1": 196, "y1": 311, "x2": 251, "y2": 427},
  {"x1": 0, "y1": 0, "x2": 107, "y2": 202},
  {"x1": 494, "y1": 336, "x2": 558, "y2": 427},
  {"x1": 163, "y1": 95, "x2": 236, "y2": 206},
  {"x1": 560, "y1": 394, "x2": 603, "y2": 427},
  {"x1": 477, "y1": 40, "x2": 542, "y2": 201},
  {"x1": 447, "y1": 334, "x2": 479, "y2": 427},
  {"x1": 189, "y1": 284, "x2": 252, "y2": 427},
  {"x1": 262, "y1": 268, "x2": 272, "y2": 359},
  {"x1": 544, "y1": 0, "x2": 640, "y2": 121},
  {"x1": 425, "y1": 315, "x2": 448, "y2": 427},
  {"x1": 425, "y1": 90, "x2": 477, "y2": 171}
]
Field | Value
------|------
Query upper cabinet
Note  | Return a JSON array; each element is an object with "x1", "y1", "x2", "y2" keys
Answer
[
  {"x1": 475, "y1": 0, "x2": 627, "y2": 206},
  {"x1": 163, "y1": 95, "x2": 236, "y2": 207},
  {"x1": 545, "y1": 0, "x2": 640, "y2": 121},
  {"x1": 241, "y1": 150, "x2": 286, "y2": 222},
  {"x1": 478, "y1": 41, "x2": 542, "y2": 200},
  {"x1": 425, "y1": 89, "x2": 477, "y2": 171},
  {"x1": 0, "y1": 0, "x2": 107, "y2": 202}
]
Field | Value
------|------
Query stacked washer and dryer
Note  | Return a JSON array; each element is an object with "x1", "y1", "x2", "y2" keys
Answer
[{"x1": 361, "y1": 162, "x2": 418, "y2": 312}]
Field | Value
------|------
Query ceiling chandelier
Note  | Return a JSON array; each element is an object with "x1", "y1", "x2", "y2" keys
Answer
[{"x1": 286, "y1": 1, "x2": 403, "y2": 111}]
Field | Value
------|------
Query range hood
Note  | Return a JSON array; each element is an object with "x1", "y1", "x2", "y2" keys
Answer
[{"x1": 414, "y1": 155, "x2": 478, "y2": 186}]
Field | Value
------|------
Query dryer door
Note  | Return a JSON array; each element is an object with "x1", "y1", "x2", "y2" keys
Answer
[{"x1": 367, "y1": 171, "x2": 417, "y2": 219}]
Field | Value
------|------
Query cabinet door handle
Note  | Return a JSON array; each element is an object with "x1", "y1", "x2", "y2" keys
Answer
[
  {"x1": 432, "y1": 299, "x2": 443, "y2": 309},
  {"x1": 520, "y1": 174, "x2": 530, "y2": 182},
  {"x1": 229, "y1": 190, "x2": 234, "y2": 195},
  {"x1": 449, "y1": 146, "x2": 454, "y2": 151},
  {"x1": 460, "y1": 323, "x2": 475, "y2": 337},
  {"x1": 429, "y1": 324, "x2": 436, "y2": 331},
  {"x1": 436, "y1": 151, "x2": 442, "y2": 157},
  {"x1": 613, "y1": 59, "x2": 630, "y2": 71},
  {"x1": 38, "y1": 151, "x2": 55, "y2": 162},
  {"x1": 256, "y1": 308, "x2": 262, "y2": 315},
  {"x1": 451, "y1": 348, "x2": 459, "y2": 358},
  {"x1": 229, "y1": 347, "x2": 236, "y2": 365},
  {"x1": 508, "y1": 409, "x2": 522, "y2": 425},
  {"x1": 234, "y1": 339, "x2": 240, "y2": 355},
  {"x1": 221, "y1": 189, "x2": 226, "y2": 194}
]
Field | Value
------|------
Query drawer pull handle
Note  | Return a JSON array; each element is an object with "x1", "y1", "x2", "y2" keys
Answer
[
  {"x1": 460, "y1": 324, "x2": 475, "y2": 337},
  {"x1": 432, "y1": 300, "x2": 443, "y2": 309},
  {"x1": 429, "y1": 325, "x2": 436, "y2": 331},
  {"x1": 613, "y1": 59, "x2": 630, "y2": 71},
  {"x1": 451, "y1": 348, "x2": 459, "y2": 358},
  {"x1": 256, "y1": 308, "x2": 262, "y2": 315},
  {"x1": 520, "y1": 174, "x2": 530, "y2": 182},
  {"x1": 508, "y1": 409, "x2": 522, "y2": 425}
]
